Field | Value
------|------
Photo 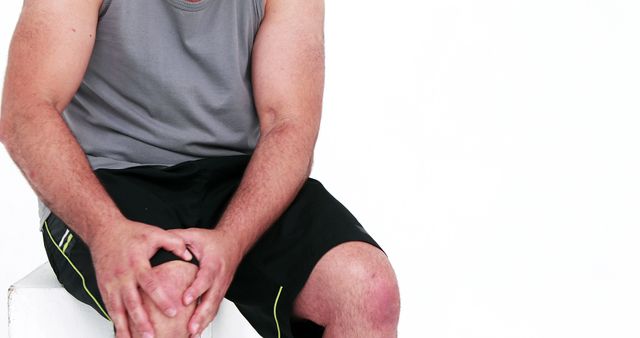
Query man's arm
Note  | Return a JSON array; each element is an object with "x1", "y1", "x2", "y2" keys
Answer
[
  {"x1": 0, "y1": 0, "x2": 119, "y2": 243},
  {"x1": 216, "y1": 0, "x2": 325, "y2": 254},
  {"x1": 169, "y1": 0, "x2": 325, "y2": 334},
  {"x1": 0, "y1": 2, "x2": 190, "y2": 337}
]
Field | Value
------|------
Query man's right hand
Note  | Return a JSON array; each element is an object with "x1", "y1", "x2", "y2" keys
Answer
[{"x1": 88, "y1": 219, "x2": 193, "y2": 338}]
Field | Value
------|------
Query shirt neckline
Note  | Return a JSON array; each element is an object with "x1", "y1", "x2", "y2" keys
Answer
[{"x1": 165, "y1": 0, "x2": 212, "y2": 12}]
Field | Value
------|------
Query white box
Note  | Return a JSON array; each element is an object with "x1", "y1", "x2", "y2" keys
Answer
[{"x1": 8, "y1": 263, "x2": 261, "y2": 337}]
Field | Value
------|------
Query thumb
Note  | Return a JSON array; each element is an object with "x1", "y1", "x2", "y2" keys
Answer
[{"x1": 151, "y1": 230, "x2": 193, "y2": 261}]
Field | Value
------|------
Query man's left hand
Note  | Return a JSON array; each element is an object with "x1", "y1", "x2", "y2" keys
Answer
[{"x1": 168, "y1": 227, "x2": 244, "y2": 337}]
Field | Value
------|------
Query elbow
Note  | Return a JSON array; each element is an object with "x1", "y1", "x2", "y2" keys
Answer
[
  {"x1": 0, "y1": 101, "x2": 57, "y2": 147},
  {"x1": 0, "y1": 122, "x2": 15, "y2": 152},
  {"x1": 0, "y1": 101, "x2": 13, "y2": 146},
  {"x1": 0, "y1": 106, "x2": 15, "y2": 147},
  {"x1": 0, "y1": 116, "x2": 9, "y2": 146},
  {"x1": 0, "y1": 109, "x2": 26, "y2": 150},
  {"x1": 306, "y1": 153, "x2": 314, "y2": 177},
  {"x1": 257, "y1": 115, "x2": 318, "y2": 178}
]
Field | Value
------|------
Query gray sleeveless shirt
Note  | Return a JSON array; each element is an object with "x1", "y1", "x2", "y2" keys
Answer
[{"x1": 39, "y1": 0, "x2": 265, "y2": 227}]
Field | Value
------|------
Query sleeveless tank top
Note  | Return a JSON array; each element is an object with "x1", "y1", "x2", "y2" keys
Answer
[{"x1": 38, "y1": 0, "x2": 266, "y2": 227}]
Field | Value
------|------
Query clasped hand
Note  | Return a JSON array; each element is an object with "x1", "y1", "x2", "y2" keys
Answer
[
  {"x1": 89, "y1": 221, "x2": 243, "y2": 338},
  {"x1": 169, "y1": 227, "x2": 244, "y2": 338}
]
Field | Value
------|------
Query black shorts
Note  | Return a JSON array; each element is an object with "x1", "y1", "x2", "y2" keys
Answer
[{"x1": 42, "y1": 154, "x2": 384, "y2": 337}]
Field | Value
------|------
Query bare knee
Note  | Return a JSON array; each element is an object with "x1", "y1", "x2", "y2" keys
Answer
[
  {"x1": 361, "y1": 269, "x2": 401, "y2": 330},
  {"x1": 130, "y1": 260, "x2": 198, "y2": 338},
  {"x1": 340, "y1": 244, "x2": 400, "y2": 329},
  {"x1": 294, "y1": 241, "x2": 401, "y2": 331}
]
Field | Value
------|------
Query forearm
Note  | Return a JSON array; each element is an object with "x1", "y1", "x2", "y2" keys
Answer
[
  {"x1": 0, "y1": 103, "x2": 125, "y2": 245},
  {"x1": 215, "y1": 121, "x2": 315, "y2": 258}
]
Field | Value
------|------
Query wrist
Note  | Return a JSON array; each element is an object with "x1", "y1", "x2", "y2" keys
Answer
[
  {"x1": 84, "y1": 212, "x2": 128, "y2": 248},
  {"x1": 214, "y1": 227, "x2": 247, "y2": 264}
]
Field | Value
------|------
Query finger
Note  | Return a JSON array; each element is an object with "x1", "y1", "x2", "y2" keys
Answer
[
  {"x1": 152, "y1": 230, "x2": 193, "y2": 261},
  {"x1": 136, "y1": 264, "x2": 178, "y2": 317},
  {"x1": 183, "y1": 265, "x2": 215, "y2": 306},
  {"x1": 188, "y1": 288, "x2": 223, "y2": 336},
  {"x1": 107, "y1": 294, "x2": 132, "y2": 338},
  {"x1": 122, "y1": 286, "x2": 154, "y2": 338}
]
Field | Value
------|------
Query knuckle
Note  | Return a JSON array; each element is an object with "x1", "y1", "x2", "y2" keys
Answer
[
  {"x1": 99, "y1": 273, "x2": 114, "y2": 285},
  {"x1": 200, "y1": 297, "x2": 211, "y2": 308},
  {"x1": 114, "y1": 320, "x2": 127, "y2": 332},
  {"x1": 166, "y1": 236, "x2": 183, "y2": 250},
  {"x1": 122, "y1": 294, "x2": 138, "y2": 310},
  {"x1": 111, "y1": 302, "x2": 125, "y2": 314},
  {"x1": 194, "y1": 312, "x2": 207, "y2": 327},
  {"x1": 113, "y1": 267, "x2": 127, "y2": 278},
  {"x1": 116, "y1": 327, "x2": 131, "y2": 338},
  {"x1": 100, "y1": 286, "x2": 113, "y2": 301},
  {"x1": 139, "y1": 274, "x2": 158, "y2": 292},
  {"x1": 201, "y1": 300, "x2": 214, "y2": 314},
  {"x1": 217, "y1": 257, "x2": 227, "y2": 271},
  {"x1": 136, "y1": 231, "x2": 150, "y2": 243},
  {"x1": 193, "y1": 277, "x2": 208, "y2": 291},
  {"x1": 192, "y1": 307, "x2": 207, "y2": 325},
  {"x1": 210, "y1": 257, "x2": 223, "y2": 270},
  {"x1": 193, "y1": 287, "x2": 206, "y2": 299},
  {"x1": 131, "y1": 310, "x2": 150, "y2": 330},
  {"x1": 192, "y1": 283, "x2": 208, "y2": 298},
  {"x1": 127, "y1": 255, "x2": 140, "y2": 267},
  {"x1": 202, "y1": 311, "x2": 217, "y2": 329},
  {"x1": 203, "y1": 266, "x2": 217, "y2": 280},
  {"x1": 163, "y1": 232, "x2": 178, "y2": 242},
  {"x1": 105, "y1": 297, "x2": 123, "y2": 313},
  {"x1": 208, "y1": 304, "x2": 219, "y2": 321},
  {"x1": 113, "y1": 316, "x2": 127, "y2": 332}
]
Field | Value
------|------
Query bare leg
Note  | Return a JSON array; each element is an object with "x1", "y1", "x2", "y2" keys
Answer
[
  {"x1": 129, "y1": 260, "x2": 198, "y2": 338},
  {"x1": 292, "y1": 241, "x2": 401, "y2": 338}
]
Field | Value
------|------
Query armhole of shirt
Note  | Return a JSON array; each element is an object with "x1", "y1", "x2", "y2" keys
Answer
[
  {"x1": 98, "y1": 0, "x2": 113, "y2": 19},
  {"x1": 254, "y1": 0, "x2": 266, "y2": 24}
]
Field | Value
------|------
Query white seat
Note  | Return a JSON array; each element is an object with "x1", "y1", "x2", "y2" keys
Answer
[{"x1": 8, "y1": 263, "x2": 261, "y2": 338}]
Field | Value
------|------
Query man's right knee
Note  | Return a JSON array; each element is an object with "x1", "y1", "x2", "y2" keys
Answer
[{"x1": 131, "y1": 260, "x2": 198, "y2": 338}]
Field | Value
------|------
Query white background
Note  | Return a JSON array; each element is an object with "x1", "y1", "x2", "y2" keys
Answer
[{"x1": 2, "y1": 0, "x2": 640, "y2": 337}]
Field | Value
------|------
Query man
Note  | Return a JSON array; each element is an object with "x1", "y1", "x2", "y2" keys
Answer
[{"x1": 0, "y1": 0, "x2": 401, "y2": 337}]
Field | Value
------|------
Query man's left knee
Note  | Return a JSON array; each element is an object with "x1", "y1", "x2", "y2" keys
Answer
[
  {"x1": 292, "y1": 241, "x2": 401, "y2": 329},
  {"x1": 328, "y1": 241, "x2": 400, "y2": 327},
  {"x1": 350, "y1": 246, "x2": 400, "y2": 328}
]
